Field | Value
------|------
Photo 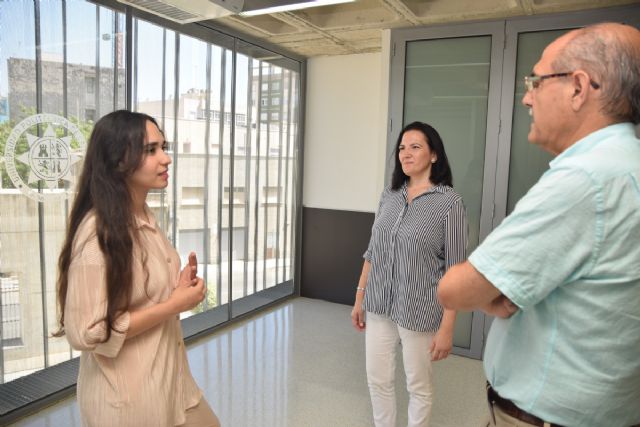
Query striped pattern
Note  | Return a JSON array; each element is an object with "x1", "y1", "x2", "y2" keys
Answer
[{"x1": 363, "y1": 184, "x2": 468, "y2": 332}]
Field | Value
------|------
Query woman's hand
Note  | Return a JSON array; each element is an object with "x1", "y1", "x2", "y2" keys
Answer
[
  {"x1": 126, "y1": 266, "x2": 205, "y2": 339},
  {"x1": 429, "y1": 327, "x2": 453, "y2": 361},
  {"x1": 169, "y1": 264, "x2": 206, "y2": 314},
  {"x1": 351, "y1": 294, "x2": 366, "y2": 331},
  {"x1": 177, "y1": 261, "x2": 197, "y2": 288},
  {"x1": 352, "y1": 261, "x2": 371, "y2": 332}
]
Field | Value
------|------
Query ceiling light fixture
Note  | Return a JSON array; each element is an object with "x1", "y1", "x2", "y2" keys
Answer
[{"x1": 240, "y1": 0, "x2": 355, "y2": 17}]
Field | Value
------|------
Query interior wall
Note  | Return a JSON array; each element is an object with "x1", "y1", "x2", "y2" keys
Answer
[
  {"x1": 303, "y1": 52, "x2": 387, "y2": 212},
  {"x1": 301, "y1": 46, "x2": 391, "y2": 304}
]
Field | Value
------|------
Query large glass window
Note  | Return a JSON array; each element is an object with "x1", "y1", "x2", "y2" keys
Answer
[
  {"x1": 132, "y1": 19, "x2": 300, "y2": 326},
  {"x1": 229, "y1": 49, "x2": 299, "y2": 317},
  {"x1": 0, "y1": 0, "x2": 301, "y2": 390},
  {"x1": 0, "y1": 0, "x2": 125, "y2": 383}
]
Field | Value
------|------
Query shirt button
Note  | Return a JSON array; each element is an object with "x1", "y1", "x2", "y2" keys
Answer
[{"x1": 166, "y1": 258, "x2": 171, "y2": 263}]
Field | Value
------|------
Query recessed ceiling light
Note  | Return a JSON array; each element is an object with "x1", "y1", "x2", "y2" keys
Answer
[{"x1": 240, "y1": 0, "x2": 355, "y2": 17}]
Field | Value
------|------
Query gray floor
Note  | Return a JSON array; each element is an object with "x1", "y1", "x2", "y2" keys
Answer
[{"x1": 11, "y1": 297, "x2": 489, "y2": 427}]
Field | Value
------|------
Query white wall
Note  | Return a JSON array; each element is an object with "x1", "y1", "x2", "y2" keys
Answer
[{"x1": 303, "y1": 48, "x2": 390, "y2": 213}]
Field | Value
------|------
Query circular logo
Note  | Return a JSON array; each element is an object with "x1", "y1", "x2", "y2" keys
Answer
[{"x1": 3, "y1": 114, "x2": 86, "y2": 202}]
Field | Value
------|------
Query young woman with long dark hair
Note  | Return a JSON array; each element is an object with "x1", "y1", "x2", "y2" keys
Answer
[{"x1": 55, "y1": 110, "x2": 219, "y2": 426}]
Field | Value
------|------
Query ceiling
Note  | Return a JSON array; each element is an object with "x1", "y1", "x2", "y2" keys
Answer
[{"x1": 203, "y1": 0, "x2": 639, "y2": 57}]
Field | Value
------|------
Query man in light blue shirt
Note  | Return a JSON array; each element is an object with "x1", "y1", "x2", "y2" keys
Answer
[{"x1": 438, "y1": 23, "x2": 640, "y2": 427}]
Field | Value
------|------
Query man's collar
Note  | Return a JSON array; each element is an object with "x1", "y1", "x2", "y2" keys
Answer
[{"x1": 550, "y1": 122, "x2": 636, "y2": 167}]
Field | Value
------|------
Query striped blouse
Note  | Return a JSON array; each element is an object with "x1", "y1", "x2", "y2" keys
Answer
[{"x1": 362, "y1": 184, "x2": 468, "y2": 332}]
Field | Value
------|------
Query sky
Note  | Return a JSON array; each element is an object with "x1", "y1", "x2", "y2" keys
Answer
[{"x1": 0, "y1": 0, "x2": 261, "y2": 104}]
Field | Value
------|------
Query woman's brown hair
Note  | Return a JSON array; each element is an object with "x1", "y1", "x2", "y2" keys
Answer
[{"x1": 54, "y1": 110, "x2": 158, "y2": 340}]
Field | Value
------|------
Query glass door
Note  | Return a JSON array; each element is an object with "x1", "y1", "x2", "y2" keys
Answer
[
  {"x1": 491, "y1": 7, "x2": 640, "y2": 345},
  {"x1": 389, "y1": 22, "x2": 505, "y2": 359},
  {"x1": 504, "y1": 31, "x2": 564, "y2": 215},
  {"x1": 495, "y1": 8, "x2": 640, "y2": 227},
  {"x1": 389, "y1": 5, "x2": 640, "y2": 360}
]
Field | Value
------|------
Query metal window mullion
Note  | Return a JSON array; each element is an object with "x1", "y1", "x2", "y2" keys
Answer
[
  {"x1": 125, "y1": 8, "x2": 132, "y2": 110},
  {"x1": 160, "y1": 30, "x2": 166, "y2": 128},
  {"x1": 216, "y1": 48, "x2": 227, "y2": 306},
  {"x1": 95, "y1": 7, "x2": 100, "y2": 119},
  {"x1": 202, "y1": 44, "x2": 212, "y2": 310},
  {"x1": 289, "y1": 73, "x2": 298, "y2": 280},
  {"x1": 62, "y1": 0, "x2": 69, "y2": 120},
  {"x1": 252, "y1": 65, "x2": 263, "y2": 295},
  {"x1": 275, "y1": 70, "x2": 284, "y2": 284},
  {"x1": 291, "y1": 72, "x2": 302, "y2": 290},
  {"x1": 242, "y1": 57, "x2": 253, "y2": 298},
  {"x1": 262, "y1": 65, "x2": 272, "y2": 291},
  {"x1": 291, "y1": 76, "x2": 299, "y2": 281},
  {"x1": 160, "y1": 28, "x2": 167, "y2": 232},
  {"x1": 34, "y1": 0, "x2": 49, "y2": 369},
  {"x1": 171, "y1": 35, "x2": 180, "y2": 247},
  {"x1": 132, "y1": 16, "x2": 138, "y2": 111},
  {"x1": 227, "y1": 41, "x2": 237, "y2": 318},
  {"x1": 62, "y1": 0, "x2": 73, "y2": 360},
  {"x1": 112, "y1": 12, "x2": 118, "y2": 111},
  {"x1": 283, "y1": 71, "x2": 293, "y2": 280}
]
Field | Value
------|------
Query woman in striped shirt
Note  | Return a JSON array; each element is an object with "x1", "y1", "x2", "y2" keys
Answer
[{"x1": 351, "y1": 121, "x2": 468, "y2": 427}]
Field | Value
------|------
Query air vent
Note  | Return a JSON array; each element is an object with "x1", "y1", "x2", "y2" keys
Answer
[{"x1": 117, "y1": 0, "x2": 244, "y2": 23}]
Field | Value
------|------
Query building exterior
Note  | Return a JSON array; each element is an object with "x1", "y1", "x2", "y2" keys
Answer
[{"x1": 8, "y1": 57, "x2": 126, "y2": 123}]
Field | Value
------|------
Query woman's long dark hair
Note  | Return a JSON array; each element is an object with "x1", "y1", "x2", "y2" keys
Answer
[
  {"x1": 54, "y1": 110, "x2": 158, "y2": 340},
  {"x1": 390, "y1": 121, "x2": 453, "y2": 190}
]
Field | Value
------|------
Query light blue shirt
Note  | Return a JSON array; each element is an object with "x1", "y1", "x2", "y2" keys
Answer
[{"x1": 469, "y1": 123, "x2": 640, "y2": 427}]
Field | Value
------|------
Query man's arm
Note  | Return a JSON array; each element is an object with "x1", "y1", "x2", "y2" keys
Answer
[{"x1": 438, "y1": 261, "x2": 518, "y2": 318}]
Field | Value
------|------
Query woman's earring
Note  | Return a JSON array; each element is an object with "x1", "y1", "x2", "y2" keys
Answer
[{"x1": 431, "y1": 159, "x2": 436, "y2": 163}]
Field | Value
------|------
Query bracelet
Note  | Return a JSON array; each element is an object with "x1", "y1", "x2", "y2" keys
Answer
[{"x1": 356, "y1": 287, "x2": 365, "y2": 292}]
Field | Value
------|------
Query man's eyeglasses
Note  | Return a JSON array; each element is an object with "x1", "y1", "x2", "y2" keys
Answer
[{"x1": 524, "y1": 72, "x2": 601, "y2": 91}]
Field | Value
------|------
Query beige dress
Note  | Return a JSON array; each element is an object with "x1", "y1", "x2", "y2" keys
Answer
[{"x1": 64, "y1": 207, "x2": 202, "y2": 427}]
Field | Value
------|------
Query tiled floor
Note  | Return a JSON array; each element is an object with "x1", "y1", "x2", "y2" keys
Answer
[{"x1": 11, "y1": 297, "x2": 489, "y2": 426}]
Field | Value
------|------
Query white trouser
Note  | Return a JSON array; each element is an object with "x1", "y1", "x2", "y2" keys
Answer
[{"x1": 365, "y1": 312, "x2": 435, "y2": 427}]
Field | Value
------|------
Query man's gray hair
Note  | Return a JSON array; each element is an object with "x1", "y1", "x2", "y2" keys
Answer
[{"x1": 552, "y1": 23, "x2": 640, "y2": 124}]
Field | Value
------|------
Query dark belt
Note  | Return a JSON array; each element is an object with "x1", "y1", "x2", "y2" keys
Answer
[{"x1": 487, "y1": 383, "x2": 564, "y2": 427}]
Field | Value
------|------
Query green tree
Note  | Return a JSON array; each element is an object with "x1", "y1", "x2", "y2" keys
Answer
[
  {"x1": 190, "y1": 285, "x2": 218, "y2": 315},
  {"x1": 0, "y1": 108, "x2": 93, "y2": 189},
  {"x1": 0, "y1": 118, "x2": 28, "y2": 189}
]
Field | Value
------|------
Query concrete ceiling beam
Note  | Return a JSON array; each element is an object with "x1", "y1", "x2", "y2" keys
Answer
[
  {"x1": 379, "y1": 0, "x2": 421, "y2": 25},
  {"x1": 272, "y1": 11, "x2": 359, "y2": 53}
]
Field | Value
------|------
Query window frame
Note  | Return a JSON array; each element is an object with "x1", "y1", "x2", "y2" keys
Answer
[{"x1": 0, "y1": 0, "x2": 306, "y2": 423}]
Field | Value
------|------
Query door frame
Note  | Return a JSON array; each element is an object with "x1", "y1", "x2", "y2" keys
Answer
[
  {"x1": 494, "y1": 5, "x2": 640, "y2": 227},
  {"x1": 388, "y1": 21, "x2": 505, "y2": 359},
  {"x1": 388, "y1": 4, "x2": 640, "y2": 360}
]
